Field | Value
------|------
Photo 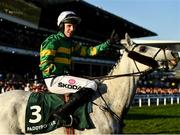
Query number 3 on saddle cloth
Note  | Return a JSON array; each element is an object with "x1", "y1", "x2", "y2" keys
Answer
[{"x1": 25, "y1": 76, "x2": 97, "y2": 134}]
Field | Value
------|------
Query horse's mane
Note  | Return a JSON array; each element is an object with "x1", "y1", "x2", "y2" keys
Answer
[{"x1": 108, "y1": 56, "x2": 122, "y2": 75}]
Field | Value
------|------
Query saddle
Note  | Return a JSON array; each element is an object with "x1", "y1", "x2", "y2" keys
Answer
[{"x1": 25, "y1": 92, "x2": 95, "y2": 134}]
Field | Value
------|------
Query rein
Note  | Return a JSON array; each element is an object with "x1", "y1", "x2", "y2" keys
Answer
[
  {"x1": 82, "y1": 70, "x2": 151, "y2": 81},
  {"x1": 89, "y1": 45, "x2": 167, "y2": 123},
  {"x1": 90, "y1": 69, "x2": 153, "y2": 122},
  {"x1": 90, "y1": 70, "x2": 152, "y2": 125},
  {"x1": 89, "y1": 45, "x2": 172, "y2": 128}
]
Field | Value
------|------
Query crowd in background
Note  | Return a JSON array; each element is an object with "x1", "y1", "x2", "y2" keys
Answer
[
  {"x1": 0, "y1": 80, "x2": 48, "y2": 93},
  {"x1": 0, "y1": 72, "x2": 48, "y2": 93},
  {"x1": 136, "y1": 87, "x2": 180, "y2": 95},
  {"x1": 0, "y1": 72, "x2": 180, "y2": 95},
  {"x1": 1, "y1": 79, "x2": 179, "y2": 95}
]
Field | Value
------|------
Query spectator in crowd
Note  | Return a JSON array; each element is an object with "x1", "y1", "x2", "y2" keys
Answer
[{"x1": 24, "y1": 83, "x2": 30, "y2": 91}]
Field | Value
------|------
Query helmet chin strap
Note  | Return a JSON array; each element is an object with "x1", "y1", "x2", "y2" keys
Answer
[{"x1": 128, "y1": 51, "x2": 159, "y2": 69}]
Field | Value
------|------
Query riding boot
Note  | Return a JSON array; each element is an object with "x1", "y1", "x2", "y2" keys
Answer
[{"x1": 53, "y1": 88, "x2": 95, "y2": 127}]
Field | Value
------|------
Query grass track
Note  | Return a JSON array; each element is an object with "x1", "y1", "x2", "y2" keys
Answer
[{"x1": 123, "y1": 104, "x2": 180, "y2": 134}]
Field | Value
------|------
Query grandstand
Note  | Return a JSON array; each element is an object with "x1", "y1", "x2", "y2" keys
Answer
[
  {"x1": 0, "y1": 0, "x2": 179, "y2": 96},
  {"x1": 0, "y1": 0, "x2": 157, "y2": 79}
]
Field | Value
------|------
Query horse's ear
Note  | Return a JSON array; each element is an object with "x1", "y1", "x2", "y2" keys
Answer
[
  {"x1": 125, "y1": 33, "x2": 133, "y2": 46},
  {"x1": 122, "y1": 33, "x2": 135, "y2": 51}
]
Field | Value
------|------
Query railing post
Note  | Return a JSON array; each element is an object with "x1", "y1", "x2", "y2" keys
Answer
[
  {"x1": 148, "y1": 97, "x2": 151, "y2": 106},
  {"x1": 171, "y1": 97, "x2": 173, "y2": 105},
  {"x1": 164, "y1": 97, "x2": 166, "y2": 105},
  {"x1": 139, "y1": 98, "x2": 142, "y2": 107},
  {"x1": 156, "y1": 97, "x2": 159, "y2": 106},
  {"x1": 177, "y1": 97, "x2": 179, "y2": 104}
]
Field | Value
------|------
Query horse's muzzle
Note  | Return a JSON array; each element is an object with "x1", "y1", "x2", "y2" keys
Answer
[
  {"x1": 170, "y1": 51, "x2": 179, "y2": 67},
  {"x1": 171, "y1": 51, "x2": 179, "y2": 60}
]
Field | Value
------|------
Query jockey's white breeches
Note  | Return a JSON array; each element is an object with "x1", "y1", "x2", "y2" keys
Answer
[{"x1": 44, "y1": 75, "x2": 97, "y2": 94}]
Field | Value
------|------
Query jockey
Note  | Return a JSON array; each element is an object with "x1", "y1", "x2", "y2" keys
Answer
[{"x1": 39, "y1": 11, "x2": 119, "y2": 126}]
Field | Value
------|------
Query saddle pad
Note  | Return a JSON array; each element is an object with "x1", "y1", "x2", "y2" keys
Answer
[{"x1": 25, "y1": 92, "x2": 95, "y2": 134}]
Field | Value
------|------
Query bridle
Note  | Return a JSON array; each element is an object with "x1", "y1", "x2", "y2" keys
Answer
[
  {"x1": 84, "y1": 45, "x2": 163, "y2": 80},
  {"x1": 129, "y1": 45, "x2": 171, "y2": 73},
  {"x1": 129, "y1": 44, "x2": 161, "y2": 74},
  {"x1": 92, "y1": 44, "x2": 173, "y2": 124}
]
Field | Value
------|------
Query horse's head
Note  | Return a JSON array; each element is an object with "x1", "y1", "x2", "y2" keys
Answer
[{"x1": 122, "y1": 33, "x2": 179, "y2": 71}]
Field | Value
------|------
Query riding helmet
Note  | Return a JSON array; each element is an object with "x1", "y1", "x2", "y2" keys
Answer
[{"x1": 57, "y1": 11, "x2": 81, "y2": 27}]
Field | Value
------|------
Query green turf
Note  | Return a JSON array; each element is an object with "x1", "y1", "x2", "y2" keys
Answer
[{"x1": 123, "y1": 104, "x2": 180, "y2": 134}]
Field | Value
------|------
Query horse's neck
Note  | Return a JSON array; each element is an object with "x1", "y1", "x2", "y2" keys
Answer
[{"x1": 99, "y1": 53, "x2": 140, "y2": 115}]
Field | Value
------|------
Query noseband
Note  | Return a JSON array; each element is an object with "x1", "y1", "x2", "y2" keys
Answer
[{"x1": 126, "y1": 45, "x2": 162, "y2": 69}]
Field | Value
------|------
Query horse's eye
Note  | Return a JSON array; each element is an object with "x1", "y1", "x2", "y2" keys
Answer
[{"x1": 139, "y1": 46, "x2": 147, "y2": 52}]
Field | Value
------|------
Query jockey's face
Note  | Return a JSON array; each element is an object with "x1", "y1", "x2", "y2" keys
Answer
[{"x1": 64, "y1": 23, "x2": 77, "y2": 38}]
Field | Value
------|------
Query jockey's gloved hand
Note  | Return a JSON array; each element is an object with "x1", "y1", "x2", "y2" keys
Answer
[
  {"x1": 108, "y1": 30, "x2": 121, "y2": 46},
  {"x1": 107, "y1": 31, "x2": 121, "y2": 50}
]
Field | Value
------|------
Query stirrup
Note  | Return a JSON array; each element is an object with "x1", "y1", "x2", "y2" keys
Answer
[{"x1": 62, "y1": 115, "x2": 73, "y2": 127}]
